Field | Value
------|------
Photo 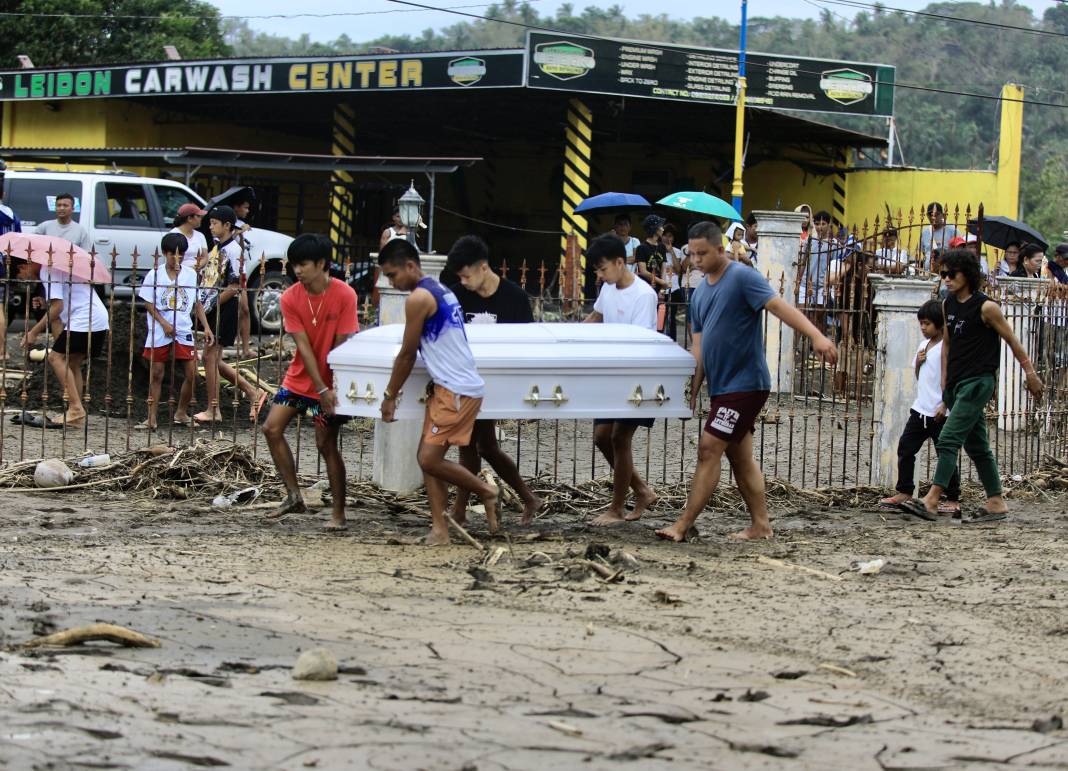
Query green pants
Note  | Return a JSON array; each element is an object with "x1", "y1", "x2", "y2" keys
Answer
[{"x1": 934, "y1": 375, "x2": 1002, "y2": 497}]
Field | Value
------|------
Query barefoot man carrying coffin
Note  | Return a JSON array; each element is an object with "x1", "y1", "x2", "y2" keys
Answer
[
  {"x1": 378, "y1": 239, "x2": 499, "y2": 546},
  {"x1": 656, "y1": 222, "x2": 838, "y2": 542}
]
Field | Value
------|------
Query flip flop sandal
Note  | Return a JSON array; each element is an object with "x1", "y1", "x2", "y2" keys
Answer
[
  {"x1": 897, "y1": 498, "x2": 939, "y2": 521},
  {"x1": 938, "y1": 501, "x2": 961, "y2": 515},
  {"x1": 879, "y1": 497, "x2": 907, "y2": 510},
  {"x1": 322, "y1": 524, "x2": 349, "y2": 532},
  {"x1": 133, "y1": 421, "x2": 157, "y2": 431},
  {"x1": 964, "y1": 507, "x2": 1007, "y2": 524},
  {"x1": 173, "y1": 417, "x2": 191, "y2": 426}
]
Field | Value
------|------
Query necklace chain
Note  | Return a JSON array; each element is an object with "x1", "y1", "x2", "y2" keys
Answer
[{"x1": 307, "y1": 279, "x2": 329, "y2": 326}]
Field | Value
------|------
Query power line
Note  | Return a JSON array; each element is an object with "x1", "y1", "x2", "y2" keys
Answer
[
  {"x1": 0, "y1": 2, "x2": 535, "y2": 22},
  {"x1": 387, "y1": 0, "x2": 1068, "y2": 112},
  {"x1": 815, "y1": 0, "x2": 1068, "y2": 39}
]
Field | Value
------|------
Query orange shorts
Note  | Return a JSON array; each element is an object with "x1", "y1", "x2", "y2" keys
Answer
[
  {"x1": 422, "y1": 384, "x2": 482, "y2": 447},
  {"x1": 143, "y1": 342, "x2": 197, "y2": 362}
]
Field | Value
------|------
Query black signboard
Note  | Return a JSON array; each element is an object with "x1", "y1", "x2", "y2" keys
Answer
[
  {"x1": 526, "y1": 32, "x2": 895, "y2": 117},
  {"x1": 0, "y1": 49, "x2": 525, "y2": 101}
]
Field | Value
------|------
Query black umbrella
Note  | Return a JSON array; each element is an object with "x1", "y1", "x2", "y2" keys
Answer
[{"x1": 967, "y1": 216, "x2": 1048, "y2": 251}]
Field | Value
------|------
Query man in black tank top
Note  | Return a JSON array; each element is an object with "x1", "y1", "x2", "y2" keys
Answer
[{"x1": 899, "y1": 250, "x2": 1043, "y2": 523}]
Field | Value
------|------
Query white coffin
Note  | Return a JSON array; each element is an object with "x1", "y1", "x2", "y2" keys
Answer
[{"x1": 327, "y1": 323, "x2": 696, "y2": 420}]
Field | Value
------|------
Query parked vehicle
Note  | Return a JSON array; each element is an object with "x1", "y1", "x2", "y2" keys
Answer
[{"x1": 3, "y1": 169, "x2": 294, "y2": 332}]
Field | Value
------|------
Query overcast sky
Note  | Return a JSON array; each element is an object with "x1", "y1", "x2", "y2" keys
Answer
[{"x1": 212, "y1": 0, "x2": 1060, "y2": 44}]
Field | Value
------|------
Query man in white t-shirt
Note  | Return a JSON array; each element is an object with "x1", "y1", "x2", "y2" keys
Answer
[
  {"x1": 136, "y1": 232, "x2": 214, "y2": 430},
  {"x1": 168, "y1": 202, "x2": 209, "y2": 270},
  {"x1": 16, "y1": 256, "x2": 109, "y2": 427},
  {"x1": 231, "y1": 194, "x2": 254, "y2": 357},
  {"x1": 583, "y1": 234, "x2": 659, "y2": 526}
]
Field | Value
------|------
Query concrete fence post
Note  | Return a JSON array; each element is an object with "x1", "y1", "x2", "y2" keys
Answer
[
  {"x1": 753, "y1": 210, "x2": 806, "y2": 394},
  {"x1": 870, "y1": 276, "x2": 939, "y2": 488},
  {"x1": 372, "y1": 253, "x2": 448, "y2": 492}
]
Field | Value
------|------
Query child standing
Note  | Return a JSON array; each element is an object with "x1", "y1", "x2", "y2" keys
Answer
[
  {"x1": 137, "y1": 232, "x2": 213, "y2": 430},
  {"x1": 900, "y1": 249, "x2": 1043, "y2": 522},
  {"x1": 262, "y1": 234, "x2": 359, "y2": 530},
  {"x1": 879, "y1": 300, "x2": 960, "y2": 514},
  {"x1": 194, "y1": 205, "x2": 265, "y2": 424}
]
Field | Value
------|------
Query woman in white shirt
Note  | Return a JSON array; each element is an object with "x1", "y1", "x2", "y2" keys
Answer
[{"x1": 661, "y1": 223, "x2": 685, "y2": 340}]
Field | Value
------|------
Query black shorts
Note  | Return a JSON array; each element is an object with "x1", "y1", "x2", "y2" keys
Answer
[
  {"x1": 53, "y1": 329, "x2": 107, "y2": 358},
  {"x1": 272, "y1": 388, "x2": 350, "y2": 428},
  {"x1": 704, "y1": 390, "x2": 770, "y2": 443},
  {"x1": 593, "y1": 417, "x2": 655, "y2": 430},
  {"x1": 201, "y1": 297, "x2": 239, "y2": 348}
]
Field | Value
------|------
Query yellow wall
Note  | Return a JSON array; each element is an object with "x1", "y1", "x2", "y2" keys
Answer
[
  {"x1": 743, "y1": 159, "x2": 835, "y2": 218},
  {"x1": 843, "y1": 84, "x2": 1022, "y2": 236}
]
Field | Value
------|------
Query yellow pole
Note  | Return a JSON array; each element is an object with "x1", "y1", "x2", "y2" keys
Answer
[{"x1": 731, "y1": 76, "x2": 746, "y2": 211}]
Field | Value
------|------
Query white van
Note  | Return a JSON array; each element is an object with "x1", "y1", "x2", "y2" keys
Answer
[{"x1": 3, "y1": 169, "x2": 294, "y2": 332}]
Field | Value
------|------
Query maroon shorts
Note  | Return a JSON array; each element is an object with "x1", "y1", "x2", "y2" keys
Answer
[
  {"x1": 704, "y1": 390, "x2": 770, "y2": 443},
  {"x1": 143, "y1": 343, "x2": 197, "y2": 363}
]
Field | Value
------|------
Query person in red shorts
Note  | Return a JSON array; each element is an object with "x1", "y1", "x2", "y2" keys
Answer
[
  {"x1": 656, "y1": 221, "x2": 838, "y2": 542},
  {"x1": 262, "y1": 234, "x2": 358, "y2": 530},
  {"x1": 137, "y1": 232, "x2": 213, "y2": 430}
]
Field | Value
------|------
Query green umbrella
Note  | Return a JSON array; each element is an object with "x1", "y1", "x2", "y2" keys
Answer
[{"x1": 657, "y1": 192, "x2": 742, "y2": 221}]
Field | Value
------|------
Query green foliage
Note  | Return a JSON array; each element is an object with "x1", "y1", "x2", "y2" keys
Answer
[
  {"x1": 1021, "y1": 152, "x2": 1068, "y2": 245},
  {"x1": 0, "y1": 0, "x2": 229, "y2": 66}
]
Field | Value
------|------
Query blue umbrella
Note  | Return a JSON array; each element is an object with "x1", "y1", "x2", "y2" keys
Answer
[
  {"x1": 657, "y1": 192, "x2": 742, "y2": 221},
  {"x1": 574, "y1": 192, "x2": 651, "y2": 215}
]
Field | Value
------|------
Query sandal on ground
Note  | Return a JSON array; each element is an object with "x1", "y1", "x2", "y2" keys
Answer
[
  {"x1": 963, "y1": 507, "x2": 1007, "y2": 524},
  {"x1": 897, "y1": 498, "x2": 939, "y2": 521},
  {"x1": 173, "y1": 416, "x2": 190, "y2": 426},
  {"x1": 879, "y1": 496, "x2": 907, "y2": 510},
  {"x1": 938, "y1": 501, "x2": 961, "y2": 515},
  {"x1": 133, "y1": 420, "x2": 157, "y2": 431}
]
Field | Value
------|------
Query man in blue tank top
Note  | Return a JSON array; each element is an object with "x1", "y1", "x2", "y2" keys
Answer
[{"x1": 378, "y1": 239, "x2": 499, "y2": 545}]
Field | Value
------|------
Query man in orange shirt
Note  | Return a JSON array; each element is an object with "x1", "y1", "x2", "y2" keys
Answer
[{"x1": 262, "y1": 234, "x2": 359, "y2": 530}]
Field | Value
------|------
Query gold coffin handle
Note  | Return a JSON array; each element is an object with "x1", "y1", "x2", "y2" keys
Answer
[
  {"x1": 345, "y1": 380, "x2": 377, "y2": 404},
  {"x1": 628, "y1": 384, "x2": 670, "y2": 407},
  {"x1": 524, "y1": 384, "x2": 568, "y2": 407}
]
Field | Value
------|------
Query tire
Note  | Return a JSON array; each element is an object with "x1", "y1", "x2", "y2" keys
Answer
[{"x1": 248, "y1": 267, "x2": 290, "y2": 335}]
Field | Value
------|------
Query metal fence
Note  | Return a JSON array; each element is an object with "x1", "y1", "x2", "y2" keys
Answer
[{"x1": 2, "y1": 222, "x2": 1066, "y2": 496}]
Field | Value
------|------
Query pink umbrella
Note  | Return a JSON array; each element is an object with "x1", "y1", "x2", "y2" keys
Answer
[{"x1": 0, "y1": 232, "x2": 112, "y2": 284}]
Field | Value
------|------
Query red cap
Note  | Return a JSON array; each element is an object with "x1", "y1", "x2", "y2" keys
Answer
[
  {"x1": 948, "y1": 236, "x2": 967, "y2": 248},
  {"x1": 178, "y1": 202, "x2": 208, "y2": 217}
]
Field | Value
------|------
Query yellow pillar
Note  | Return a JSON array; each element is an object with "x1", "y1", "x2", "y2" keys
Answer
[
  {"x1": 560, "y1": 98, "x2": 592, "y2": 288},
  {"x1": 997, "y1": 83, "x2": 1024, "y2": 219},
  {"x1": 731, "y1": 76, "x2": 746, "y2": 206},
  {"x1": 330, "y1": 103, "x2": 356, "y2": 269}
]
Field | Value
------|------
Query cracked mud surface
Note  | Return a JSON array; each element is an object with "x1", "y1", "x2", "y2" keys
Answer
[{"x1": 1, "y1": 488, "x2": 1066, "y2": 769}]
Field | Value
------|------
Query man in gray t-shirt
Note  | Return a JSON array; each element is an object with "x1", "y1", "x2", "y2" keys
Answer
[
  {"x1": 34, "y1": 192, "x2": 92, "y2": 254},
  {"x1": 656, "y1": 221, "x2": 838, "y2": 544}
]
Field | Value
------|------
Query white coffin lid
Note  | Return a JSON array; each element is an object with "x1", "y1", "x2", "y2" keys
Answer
[{"x1": 329, "y1": 322, "x2": 695, "y2": 371}]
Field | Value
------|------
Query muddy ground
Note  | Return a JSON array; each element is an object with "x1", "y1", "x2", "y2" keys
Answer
[{"x1": 1, "y1": 469, "x2": 1066, "y2": 770}]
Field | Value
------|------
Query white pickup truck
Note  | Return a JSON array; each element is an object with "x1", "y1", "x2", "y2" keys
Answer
[{"x1": 3, "y1": 169, "x2": 294, "y2": 332}]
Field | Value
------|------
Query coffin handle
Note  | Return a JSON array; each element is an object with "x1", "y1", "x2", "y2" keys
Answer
[
  {"x1": 346, "y1": 380, "x2": 359, "y2": 403},
  {"x1": 359, "y1": 383, "x2": 376, "y2": 404},
  {"x1": 524, "y1": 384, "x2": 568, "y2": 407},
  {"x1": 628, "y1": 384, "x2": 670, "y2": 407}
]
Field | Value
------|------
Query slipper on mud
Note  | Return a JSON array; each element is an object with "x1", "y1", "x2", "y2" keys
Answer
[
  {"x1": 322, "y1": 523, "x2": 349, "y2": 532},
  {"x1": 963, "y1": 506, "x2": 1007, "y2": 524},
  {"x1": 897, "y1": 498, "x2": 938, "y2": 521},
  {"x1": 878, "y1": 496, "x2": 906, "y2": 510},
  {"x1": 937, "y1": 501, "x2": 961, "y2": 515},
  {"x1": 133, "y1": 421, "x2": 156, "y2": 431},
  {"x1": 173, "y1": 416, "x2": 190, "y2": 426}
]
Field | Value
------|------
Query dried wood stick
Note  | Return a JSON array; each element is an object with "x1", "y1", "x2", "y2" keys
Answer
[
  {"x1": 756, "y1": 555, "x2": 843, "y2": 582},
  {"x1": 445, "y1": 514, "x2": 486, "y2": 551},
  {"x1": 2, "y1": 475, "x2": 134, "y2": 493},
  {"x1": 21, "y1": 623, "x2": 160, "y2": 649}
]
